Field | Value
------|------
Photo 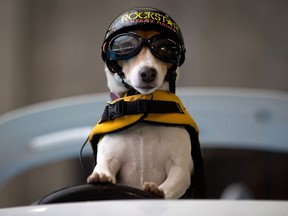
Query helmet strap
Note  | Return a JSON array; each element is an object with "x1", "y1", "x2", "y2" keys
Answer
[
  {"x1": 107, "y1": 60, "x2": 139, "y2": 95},
  {"x1": 165, "y1": 64, "x2": 178, "y2": 93}
]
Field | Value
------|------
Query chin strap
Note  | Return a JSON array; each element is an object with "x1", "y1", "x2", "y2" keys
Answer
[
  {"x1": 107, "y1": 60, "x2": 178, "y2": 94},
  {"x1": 165, "y1": 64, "x2": 178, "y2": 94},
  {"x1": 107, "y1": 60, "x2": 136, "y2": 93}
]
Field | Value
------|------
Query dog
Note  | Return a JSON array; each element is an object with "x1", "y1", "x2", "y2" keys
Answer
[{"x1": 87, "y1": 29, "x2": 194, "y2": 199}]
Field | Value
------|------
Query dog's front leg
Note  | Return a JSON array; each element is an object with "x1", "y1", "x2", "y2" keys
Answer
[
  {"x1": 159, "y1": 163, "x2": 193, "y2": 199},
  {"x1": 87, "y1": 157, "x2": 120, "y2": 184},
  {"x1": 87, "y1": 139, "x2": 122, "y2": 184}
]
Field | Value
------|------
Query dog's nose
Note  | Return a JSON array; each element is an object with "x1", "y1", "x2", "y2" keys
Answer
[{"x1": 140, "y1": 67, "x2": 157, "y2": 83}]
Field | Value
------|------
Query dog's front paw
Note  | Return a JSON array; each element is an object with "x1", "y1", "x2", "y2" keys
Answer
[
  {"x1": 143, "y1": 182, "x2": 165, "y2": 198},
  {"x1": 87, "y1": 172, "x2": 116, "y2": 184}
]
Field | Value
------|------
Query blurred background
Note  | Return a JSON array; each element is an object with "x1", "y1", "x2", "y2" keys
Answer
[{"x1": 0, "y1": 0, "x2": 287, "y2": 207}]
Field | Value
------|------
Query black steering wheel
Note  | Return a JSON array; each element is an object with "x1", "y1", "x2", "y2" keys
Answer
[{"x1": 35, "y1": 183, "x2": 162, "y2": 204}]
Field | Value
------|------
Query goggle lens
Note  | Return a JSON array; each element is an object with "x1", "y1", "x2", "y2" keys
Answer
[
  {"x1": 110, "y1": 35, "x2": 140, "y2": 55},
  {"x1": 151, "y1": 38, "x2": 180, "y2": 59}
]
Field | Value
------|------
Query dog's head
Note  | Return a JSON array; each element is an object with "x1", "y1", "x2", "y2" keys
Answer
[
  {"x1": 104, "y1": 30, "x2": 175, "y2": 95},
  {"x1": 101, "y1": 7, "x2": 185, "y2": 96}
]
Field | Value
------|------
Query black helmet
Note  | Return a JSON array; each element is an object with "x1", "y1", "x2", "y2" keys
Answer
[{"x1": 102, "y1": 7, "x2": 186, "y2": 66}]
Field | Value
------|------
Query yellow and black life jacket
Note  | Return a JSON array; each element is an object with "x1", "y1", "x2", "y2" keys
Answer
[{"x1": 89, "y1": 90, "x2": 206, "y2": 198}]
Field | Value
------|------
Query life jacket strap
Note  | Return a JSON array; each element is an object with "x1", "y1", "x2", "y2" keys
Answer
[{"x1": 100, "y1": 99, "x2": 184, "y2": 123}]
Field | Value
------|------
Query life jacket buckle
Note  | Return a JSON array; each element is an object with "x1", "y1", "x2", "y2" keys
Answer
[{"x1": 108, "y1": 100, "x2": 124, "y2": 120}]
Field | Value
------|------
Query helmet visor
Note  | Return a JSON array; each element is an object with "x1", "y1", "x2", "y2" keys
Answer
[{"x1": 107, "y1": 33, "x2": 183, "y2": 65}]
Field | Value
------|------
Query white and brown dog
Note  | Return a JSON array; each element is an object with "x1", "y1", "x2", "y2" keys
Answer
[
  {"x1": 86, "y1": 7, "x2": 205, "y2": 199},
  {"x1": 87, "y1": 30, "x2": 193, "y2": 199}
]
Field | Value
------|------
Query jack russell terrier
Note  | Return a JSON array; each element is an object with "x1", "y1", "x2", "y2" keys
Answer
[{"x1": 86, "y1": 7, "x2": 206, "y2": 199}]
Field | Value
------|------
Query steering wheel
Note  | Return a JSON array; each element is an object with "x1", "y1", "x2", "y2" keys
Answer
[{"x1": 35, "y1": 183, "x2": 162, "y2": 204}]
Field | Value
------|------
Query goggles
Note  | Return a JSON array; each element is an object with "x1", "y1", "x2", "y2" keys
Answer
[{"x1": 106, "y1": 33, "x2": 184, "y2": 65}]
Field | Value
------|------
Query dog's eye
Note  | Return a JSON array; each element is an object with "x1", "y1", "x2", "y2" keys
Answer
[
  {"x1": 152, "y1": 38, "x2": 180, "y2": 58},
  {"x1": 110, "y1": 35, "x2": 139, "y2": 54}
]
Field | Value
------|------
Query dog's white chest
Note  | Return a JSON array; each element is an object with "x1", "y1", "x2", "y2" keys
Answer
[{"x1": 97, "y1": 123, "x2": 192, "y2": 190}]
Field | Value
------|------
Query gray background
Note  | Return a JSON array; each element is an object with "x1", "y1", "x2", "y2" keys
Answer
[
  {"x1": 0, "y1": 0, "x2": 287, "y2": 207},
  {"x1": 1, "y1": 0, "x2": 287, "y2": 115}
]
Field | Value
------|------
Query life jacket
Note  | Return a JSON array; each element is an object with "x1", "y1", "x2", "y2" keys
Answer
[{"x1": 89, "y1": 90, "x2": 206, "y2": 198}]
